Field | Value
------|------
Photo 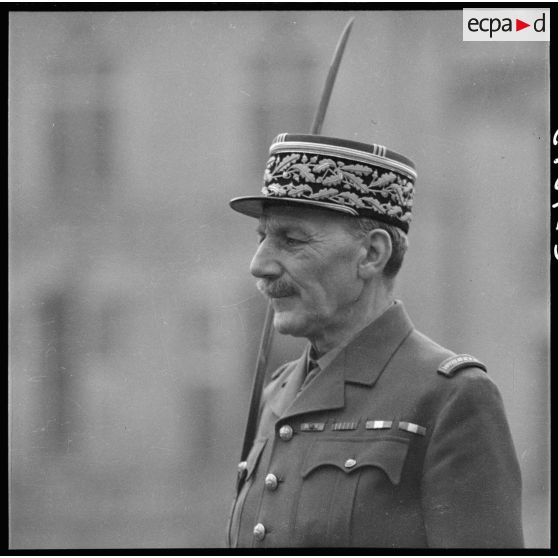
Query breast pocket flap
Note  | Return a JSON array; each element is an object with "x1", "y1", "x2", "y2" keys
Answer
[{"x1": 301, "y1": 438, "x2": 409, "y2": 485}]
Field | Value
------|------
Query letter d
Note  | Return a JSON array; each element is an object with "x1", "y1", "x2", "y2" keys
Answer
[{"x1": 534, "y1": 13, "x2": 545, "y2": 32}]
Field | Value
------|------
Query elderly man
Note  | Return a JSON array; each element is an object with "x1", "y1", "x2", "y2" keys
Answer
[{"x1": 226, "y1": 133, "x2": 524, "y2": 548}]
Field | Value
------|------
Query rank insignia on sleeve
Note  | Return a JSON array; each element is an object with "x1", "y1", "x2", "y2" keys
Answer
[
  {"x1": 398, "y1": 421, "x2": 426, "y2": 436},
  {"x1": 365, "y1": 420, "x2": 393, "y2": 430},
  {"x1": 437, "y1": 354, "x2": 487, "y2": 377}
]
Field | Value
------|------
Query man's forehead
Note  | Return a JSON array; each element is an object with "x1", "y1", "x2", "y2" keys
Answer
[{"x1": 258, "y1": 206, "x2": 350, "y2": 231}]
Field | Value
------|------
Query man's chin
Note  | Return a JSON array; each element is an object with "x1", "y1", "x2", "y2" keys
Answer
[{"x1": 272, "y1": 311, "x2": 308, "y2": 338}]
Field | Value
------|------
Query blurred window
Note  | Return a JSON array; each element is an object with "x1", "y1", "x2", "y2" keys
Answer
[
  {"x1": 49, "y1": 107, "x2": 113, "y2": 204},
  {"x1": 37, "y1": 290, "x2": 79, "y2": 453}
]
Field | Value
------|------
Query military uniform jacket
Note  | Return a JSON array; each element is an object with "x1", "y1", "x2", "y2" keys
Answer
[{"x1": 227, "y1": 301, "x2": 523, "y2": 548}]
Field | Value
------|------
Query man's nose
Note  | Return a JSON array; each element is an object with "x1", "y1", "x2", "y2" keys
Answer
[{"x1": 250, "y1": 238, "x2": 282, "y2": 279}]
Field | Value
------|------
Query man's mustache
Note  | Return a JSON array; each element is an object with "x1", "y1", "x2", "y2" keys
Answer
[{"x1": 256, "y1": 279, "x2": 298, "y2": 298}]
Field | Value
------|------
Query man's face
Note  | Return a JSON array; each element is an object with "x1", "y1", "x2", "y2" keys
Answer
[{"x1": 250, "y1": 206, "x2": 366, "y2": 342}]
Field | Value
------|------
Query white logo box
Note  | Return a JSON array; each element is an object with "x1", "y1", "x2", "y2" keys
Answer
[{"x1": 463, "y1": 8, "x2": 550, "y2": 41}]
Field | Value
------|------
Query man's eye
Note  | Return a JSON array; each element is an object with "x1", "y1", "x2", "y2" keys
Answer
[{"x1": 285, "y1": 237, "x2": 303, "y2": 246}]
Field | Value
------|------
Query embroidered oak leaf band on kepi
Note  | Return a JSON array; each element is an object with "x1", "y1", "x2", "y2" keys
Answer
[{"x1": 230, "y1": 133, "x2": 417, "y2": 232}]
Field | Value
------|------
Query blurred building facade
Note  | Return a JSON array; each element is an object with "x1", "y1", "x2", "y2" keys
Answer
[{"x1": 9, "y1": 11, "x2": 549, "y2": 548}]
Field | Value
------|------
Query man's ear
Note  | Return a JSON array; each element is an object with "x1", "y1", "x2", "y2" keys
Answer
[{"x1": 357, "y1": 229, "x2": 392, "y2": 280}]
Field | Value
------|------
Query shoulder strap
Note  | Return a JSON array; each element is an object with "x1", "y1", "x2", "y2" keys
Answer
[{"x1": 437, "y1": 354, "x2": 487, "y2": 378}]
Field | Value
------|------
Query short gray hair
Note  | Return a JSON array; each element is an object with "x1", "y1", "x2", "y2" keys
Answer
[{"x1": 346, "y1": 217, "x2": 409, "y2": 278}]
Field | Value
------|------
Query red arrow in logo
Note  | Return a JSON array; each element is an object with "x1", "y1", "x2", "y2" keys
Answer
[{"x1": 516, "y1": 18, "x2": 530, "y2": 31}]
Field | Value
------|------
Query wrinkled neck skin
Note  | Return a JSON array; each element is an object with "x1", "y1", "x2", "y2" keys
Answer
[{"x1": 306, "y1": 279, "x2": 394, "y2": 357}]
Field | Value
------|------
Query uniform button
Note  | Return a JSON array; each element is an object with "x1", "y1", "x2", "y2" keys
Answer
[
  {"x1": 253, "y1": 523, "x2": 266, "y2": 541},
  {"x1": 264, "y1": 473, "x2": 278, "y2": 491},
  {"x1": 279, "y1": 424, "x2": 293, "y2": 441},
  {"x1": 344, "y1": 458, "x2": 356, "y2": 469},
  {"x1": 238, "y1": 461, "x2": 247, "y2": 473}
]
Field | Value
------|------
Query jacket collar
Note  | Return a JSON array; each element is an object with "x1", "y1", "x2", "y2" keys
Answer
[
  {"x1": 275, "y1": 300, "x2": 414, "y2": 421},
  {"x1": 342, "y1": 300, "x2": 414, "y2": 386}
]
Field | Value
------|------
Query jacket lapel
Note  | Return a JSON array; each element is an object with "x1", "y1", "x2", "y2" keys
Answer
[
  {"x1": 281, "y1": 355, "x2": 346, "y2": 419},
  {"x1": 276, "y1": 301, "x2": 415, "y2": 421},
  {"x1": 269, "y1": 346, "x2": 310, "y2": 418}
]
